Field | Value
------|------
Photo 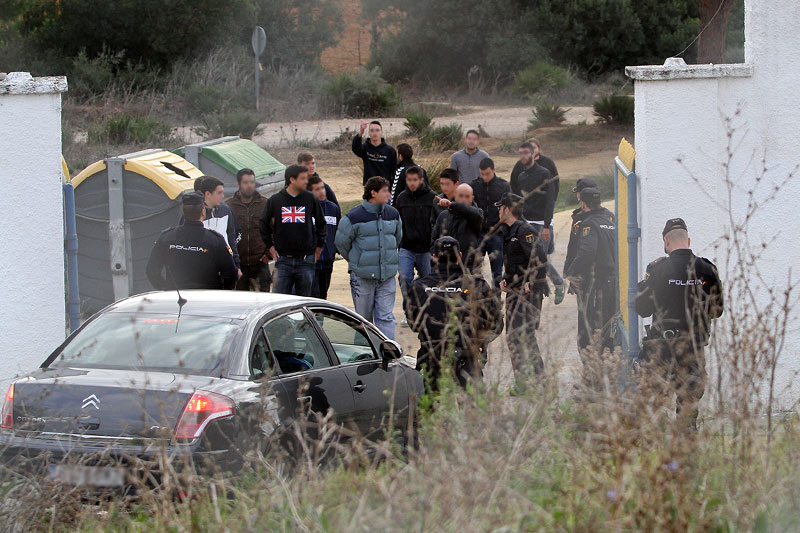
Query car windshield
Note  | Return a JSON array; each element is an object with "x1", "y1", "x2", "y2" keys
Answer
[{"x1": 49, "y1": 313, "x2": 241, "y2": 374}]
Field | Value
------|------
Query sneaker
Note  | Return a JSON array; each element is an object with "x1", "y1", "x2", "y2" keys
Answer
[
  {"x1": 400, "y1": 318, "x2": 409, "y2": 327},
  {"x1": 554, "y1": 285, "x2": 565, "y2": 305}
]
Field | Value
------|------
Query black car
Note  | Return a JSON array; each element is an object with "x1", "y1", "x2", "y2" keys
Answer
[{"x1": 0, "y1": 291, "x2": 422, "y2": 489}]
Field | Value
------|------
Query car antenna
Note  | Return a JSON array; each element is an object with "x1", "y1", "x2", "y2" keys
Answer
[{"x1": 165, "y1": 264, "x2": 187, "y2": 333}]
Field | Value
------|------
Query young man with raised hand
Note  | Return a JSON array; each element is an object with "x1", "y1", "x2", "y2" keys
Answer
[{"x1": 352, "y1": 120, "x2": 397, "y2": 185}]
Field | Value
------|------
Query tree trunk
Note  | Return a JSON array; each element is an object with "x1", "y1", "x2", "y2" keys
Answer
[{"x1": 697, "y1": 0, "x2": 737, "y2": 63}]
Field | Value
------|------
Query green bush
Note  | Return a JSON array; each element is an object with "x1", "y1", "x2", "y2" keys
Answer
[
  {"x1": 420, "y1": 123, "x2": 463, "y2": 151},
  {"x1": 403, "y1": 111, "x2": 434, "y2": 137},
  {"x1": 511, "y1": 61, "x2": 574, "y2": 99},
  {"x1": 87, "y1": 114, "x2": 172, "y2": 145},
  {"x1": 196, "y1": 111, "x2": 264, "y2": 140},
  {"x1": 528, "y1": 102, "x2": 569, "y2": 130},
  {"x1": 321, "y1": 68, "x2": 400, "y2": 117},
  {"x1": 593, "y1": 94, "x2": 635, "y2": 125}
]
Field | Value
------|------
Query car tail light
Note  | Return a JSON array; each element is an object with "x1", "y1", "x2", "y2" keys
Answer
[
  {"x1": 1, "y1": 383, "x2": 14, "y2": 429},
  {"x1": 173, "y1": 391, "x2": 234, "y2": 441}
]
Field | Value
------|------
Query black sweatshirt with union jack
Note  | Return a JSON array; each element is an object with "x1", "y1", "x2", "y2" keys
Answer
[{"x1": 259, "y1": 188, "x2": 326, "y2": 257}]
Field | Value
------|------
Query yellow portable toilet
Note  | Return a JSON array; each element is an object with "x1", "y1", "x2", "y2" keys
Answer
[{"x1": 71, "y1": 149, "x2": 203, "y2": 315}]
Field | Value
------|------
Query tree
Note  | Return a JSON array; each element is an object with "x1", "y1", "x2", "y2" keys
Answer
[{"x1": 697, "y1": 0, "x2": 737, "y2": 63}]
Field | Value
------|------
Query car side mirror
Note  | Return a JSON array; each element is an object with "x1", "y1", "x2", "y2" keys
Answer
[{"x1": 380, "y1": 340, "x2": 403, "y2": 370}]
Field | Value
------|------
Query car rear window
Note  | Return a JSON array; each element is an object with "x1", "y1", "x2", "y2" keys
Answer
[{"x1": 49, "y1": 313, "x2": 241, "y2": 374}]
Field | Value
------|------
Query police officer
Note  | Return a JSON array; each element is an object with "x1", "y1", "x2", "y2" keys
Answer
[
  {"x1": 563, "y1": 177, "x2": 598, "y2": 278},
  {"x1": 146, "y1": 192, "x2": 237, "y2": 290},
  {"x1": 564, "y1": 187, "x2": 618, "y2": 355},
  {"x1": 496, "y1": 193, "x2": 549, "y2": 382},
  {"x1": 636, "y1": 218, "x2": 724, "y2": 430},
  {"x1": 407, "y1": 236, "x2": 502, "y2": 390}
]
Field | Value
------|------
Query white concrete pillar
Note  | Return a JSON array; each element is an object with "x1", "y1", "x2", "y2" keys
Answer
[{"x1": 0, "y1": 72, "x2": 68, "y2": 386}]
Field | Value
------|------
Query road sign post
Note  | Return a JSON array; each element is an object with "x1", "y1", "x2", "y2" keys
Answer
[{"x1": 251, "y1": 26, "x2": 267, "y2": 111}]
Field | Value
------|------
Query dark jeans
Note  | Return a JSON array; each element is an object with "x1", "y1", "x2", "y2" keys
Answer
[
  {"x1": 313, "y1": 263, "x2": 334, "y2": 300},
  {"x1": 530, "y1": 222, "x2": 564, "y2": 286},
  {"x1": 478, "y1": 233, "x2": 504, "y2": 288},
  {"x1": 235, "y1": 262, "x2": 271, "y2": 292},
  {"x1": 274, "y1": 255, "x2": 315, "y2": 296}
]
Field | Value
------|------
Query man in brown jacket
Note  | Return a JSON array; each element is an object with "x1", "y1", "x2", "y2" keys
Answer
[{"x1": 226, "y1": 168, "x2": 271, "y2": 291}]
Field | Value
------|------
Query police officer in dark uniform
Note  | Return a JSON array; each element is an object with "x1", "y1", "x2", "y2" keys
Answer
[
  {"x1": 146, "y1": 192, "x2": 237, "y2": 290},
  {"x1": 496, "y1": 193, "x2": 549, "y2": 381},
  {"x1": 564, "y1": 187, "x2": 618, "y2": 355},
  {"x1": 563, "y1": 177, "x2": 598, "y2": 278},
  {"x1": 407, "y1": 236, "x2": 502, "y2": 390},
  {"x1": 636, "y1": 218, "x2": 724, "y2": 430}
]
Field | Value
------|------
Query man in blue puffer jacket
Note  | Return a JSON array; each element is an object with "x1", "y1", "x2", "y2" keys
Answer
[{"x1": 336, "y1": 177, "x2": 403, "y2": 339}]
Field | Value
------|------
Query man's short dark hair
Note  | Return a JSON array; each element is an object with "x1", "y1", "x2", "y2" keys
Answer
[
  {"x1": 183, "y1": 203, "x2": 204, "y2": 221},
  {"x1": 439, "y1": 168, "x2": 461, "y2": 183},
  {"x1": 297, "y1": 152, "x2": 314, "y2": 164},
  {"x1": 198, "y1": 176, "x2": 224, "y2": 195},
  {"x1": 405, "y1": 165, "x2": 423, "y2": 178},
  {"x1": 307, "y1": 175, "x2": 323, "y2": 189},
  {"x1": 236, "y1": 168, "x2": 255, "y2": 183},
  {"x1": 369, "y1": 120, "x2": 382, "y2": 129},
  {"x1": 193, "y1": 177, "x2": 205, "y2": 192},
  {"x1": 465, "y1": 129, "x2": 480, "y2": 138},
  {"x1": 284, "y1": 164, "x2": 308, "y2": 186},
  {"x1": 397, "y1": 143, "x2": 413, "y2": 161},
  {"x1": 520, "y1": 141, "x2": 534, "y2": 152},
  {"x1": 479, "y1": 157, "x2": 494, "y2": 170},
  {"x1": 509, "y1": 202, "x2": 524, "y2": 218},
  {"x1": 363, "y1": 176, "x2": 389, "y2": 200}
]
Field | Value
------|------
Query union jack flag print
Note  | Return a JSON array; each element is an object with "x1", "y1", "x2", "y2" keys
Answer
[{"x1": 281, "y1": 206, "x2": 306, "y2": 223}]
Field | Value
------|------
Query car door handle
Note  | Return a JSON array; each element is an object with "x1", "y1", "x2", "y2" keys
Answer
[{"x1": 352, "y1": 382, "x2": 367, "y2": 393}]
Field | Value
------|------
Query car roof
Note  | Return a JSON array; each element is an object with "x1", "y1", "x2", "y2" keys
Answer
[{"x1": 107, "y1": 290, "x2": 332, "y2": 319}]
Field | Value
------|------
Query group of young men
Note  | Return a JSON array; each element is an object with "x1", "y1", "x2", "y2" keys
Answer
[{"x1": 145, "y1": 120, "x2": 724, "y2": 424}]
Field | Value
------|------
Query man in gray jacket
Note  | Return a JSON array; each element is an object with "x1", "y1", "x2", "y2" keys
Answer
[
  {"x1": 450, "y1": 129, "x2": 490, "y2": 183},
  {"x1": 335, "y1": 177, "x2": 403, "y2": 339}
]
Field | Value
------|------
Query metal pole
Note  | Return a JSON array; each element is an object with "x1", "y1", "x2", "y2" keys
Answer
[
  {"x1": 63, "y1": 182, "x2": 81, "y2": 332},
  {"x1": 255, "y1": 55, "x2": 259, "y2": 111},
  {"x1": 627, "y1": 172, "x2": 640, "y2": 358}
]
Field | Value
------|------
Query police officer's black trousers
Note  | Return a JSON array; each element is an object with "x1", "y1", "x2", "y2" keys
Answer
[
  {"x1": 640, "y1": 337, "x2": 706, "y2": 428},
  {"x1": 417, "y1": 341, "x2": 485, "y2": 391},
  {"x1": 505, "y1": 290, "x2": 544, "y2": 376},
  {"x1": 576, "y1": 279, "x2": 618, "y2": 355}
]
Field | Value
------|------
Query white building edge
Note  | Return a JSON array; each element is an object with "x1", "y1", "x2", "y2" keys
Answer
[{"x1": 626, "y1": 0, "x2": 800, "y2": 409}]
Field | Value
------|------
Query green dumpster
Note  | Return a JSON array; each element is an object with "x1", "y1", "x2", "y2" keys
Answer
[{"x1": 176, "y1": 137, "x2": 286, "y2": 196}]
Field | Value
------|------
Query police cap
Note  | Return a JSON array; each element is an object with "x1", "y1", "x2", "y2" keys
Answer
[
  {"x1": 662, "y1": 217, "x2": 687, "y2": 237},
  {"x1": 580, "y1": 187, "x2": 601, "y2": 204},
  {"x1": 572, "y1": 177, "x2": 598, "y2": 193},
  {"x1": 182, "y1": 191, "x2": 205, "y2": 206},
  {"x1": 494, "y1": 192, "x2": 523, "y2": 208},
  {"x1": 433, "y1": 236, "x2": 460, "y2": 263}
]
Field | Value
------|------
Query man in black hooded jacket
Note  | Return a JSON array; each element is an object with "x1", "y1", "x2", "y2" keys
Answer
[
  {"x1": 352, "y1": 119, "x2": 397, "y2": 185},
  {"x1": 431, "y1": 183, "x2": 484, "y2": 271}
]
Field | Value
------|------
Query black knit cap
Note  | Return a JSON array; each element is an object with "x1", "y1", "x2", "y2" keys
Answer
[
  {"x1": 662, "y1": 218, "x2": 687, "y2": 237},
  {"x1": 182, "y1": 191, "x2": 204, "y2": 206}
]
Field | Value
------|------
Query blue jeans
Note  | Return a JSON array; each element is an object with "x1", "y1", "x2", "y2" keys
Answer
[
  {"x1": 274, "y1": 255, "x2": 315, "y2": 296},
  {"x1": 350, "y1": 273, "x2": 397, "y2": 340},
  {"x1": 398, "y1": 248, "x2": 431, "y2": 314},
  {"x1": 478, "y1": 233, "x2": 504, "y2": 288},
  {"x1": 530, "y1": 223, "x2": 564, "y2": 286}
]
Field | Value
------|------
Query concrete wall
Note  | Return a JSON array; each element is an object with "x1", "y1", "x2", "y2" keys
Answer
[
  {"x1": 0, "y1": 72, "x2": 68, "y2": 386},
  {"x1": 627, "y1": 0, "x2": 800, "y2": 408}
]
